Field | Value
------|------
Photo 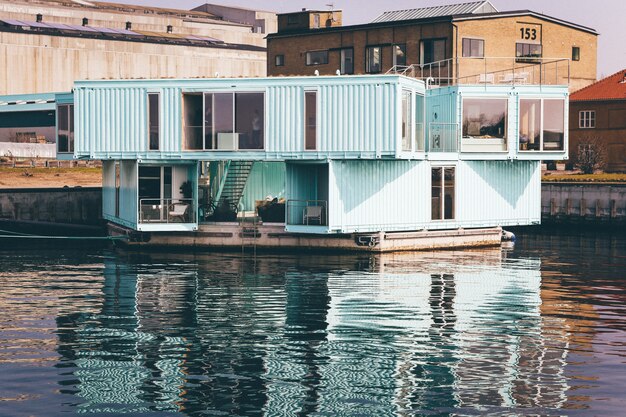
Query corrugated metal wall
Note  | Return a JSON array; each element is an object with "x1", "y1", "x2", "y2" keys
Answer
[
  {"x1": 73, "y1": 76, "x2": 418, "y2": 159},
  {"x1": 456, "y1": 160, "x2": 541, "y2": 226},
  {"x1": 240, "y1": 162, "x2": 286, "y2": 211},
  {"x1": 328, "y1": 160, "x2": 430, "y2": 233},
  {"x1": 120, "y1": 160, "x2": 138, "y2": 228}
]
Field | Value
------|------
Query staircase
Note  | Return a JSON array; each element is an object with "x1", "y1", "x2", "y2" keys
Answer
[{"x1": 214, "y1": 161, "x2": 254, "y2": 212}]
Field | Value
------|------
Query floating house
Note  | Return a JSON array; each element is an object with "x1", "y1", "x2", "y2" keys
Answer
[{"x1": 56, "y1": 62, "x2": 569, "y2": 251}]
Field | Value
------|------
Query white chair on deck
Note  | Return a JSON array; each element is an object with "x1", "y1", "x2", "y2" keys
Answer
[
  {"x1": 169, "y1": 203, "x2": 189, "y2": 222},
  {"x1": 303, "y1": 206, "x2": 323, "y2": 225}
]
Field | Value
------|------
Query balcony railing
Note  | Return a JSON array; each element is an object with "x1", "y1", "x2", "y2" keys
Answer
[
  {"x1": 139, "y1": 198, "x2": 196, "y2": 224},
  {"x1": 387, "y1": 57, "x2": 570, "y2": 87},
  {"x1": 429, "y1": 123, "x2": 458, "y2": 152},
  {"x1": 286, "y1": 200, "x2": 328, "y2": 226}
]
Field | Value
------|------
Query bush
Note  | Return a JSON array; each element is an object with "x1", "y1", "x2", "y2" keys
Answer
[{"x1": 575, "y1": 137, "x2": 607, "y2": 174}]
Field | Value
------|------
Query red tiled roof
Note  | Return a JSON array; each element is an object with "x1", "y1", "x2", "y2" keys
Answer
[{"x1": 571, "y1": 69, "x2": 626, "y2": 101}]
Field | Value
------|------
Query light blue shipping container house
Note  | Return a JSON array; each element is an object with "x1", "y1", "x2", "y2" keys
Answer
[{"x1": 56, "y1": 72, "x2": 568, "y2": 239}]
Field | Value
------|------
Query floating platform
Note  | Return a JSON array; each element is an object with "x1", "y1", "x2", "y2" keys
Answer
[{"x1": 108, "y1": 222, "x2": 503, "y2": 253}]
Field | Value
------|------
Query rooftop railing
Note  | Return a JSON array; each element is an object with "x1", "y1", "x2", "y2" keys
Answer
[{"x1": 387, "y1": 57, "x2": 570, "y2": 87}]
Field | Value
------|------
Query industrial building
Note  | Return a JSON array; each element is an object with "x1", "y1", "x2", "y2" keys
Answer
[{"x1": 0, "y1": 0, "x2": 275, "y2": 146}]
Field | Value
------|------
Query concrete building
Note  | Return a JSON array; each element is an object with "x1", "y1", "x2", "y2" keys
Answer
[
  {"x1": 569, "y1": 69, "x2": 626, "y2": 172},
  {"x1": 267, "y1": 1, "x2": 597, "y2": 92},
  {"x1": 0, "y1": 0, "x2": 275, "y2": 147}
]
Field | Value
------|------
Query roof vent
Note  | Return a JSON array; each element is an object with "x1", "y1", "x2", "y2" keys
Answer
[{"x1": 302, "y1": 8, "x2": 306, "y2": 11}]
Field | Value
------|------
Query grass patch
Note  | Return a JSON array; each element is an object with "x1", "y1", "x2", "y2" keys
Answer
[
  {"x1": 0, "y1": 167, "x2": 101, "y2": 174},
  {"x1": 542, "y1": 173, "x2": 626, "y2": 183}
]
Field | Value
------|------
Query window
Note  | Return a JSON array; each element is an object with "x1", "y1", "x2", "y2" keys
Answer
[
  {"x1": 431, "y1": 167, "x2": 455, "y2": 220},
  {"x1": 275, "y1": 54, "x2": 285, "y2": 66},
  {"x1": 519, "y1": 98, "x2": 565, "y2": 151},
  {"x1": 572, "y1": 46, "x2": 580, "y2": 61},
  {"x1": 366, "y1": 46, "x2": 382, "y2": 73},
  {"x1": 313, "y1": 14, "x2": 320, "y2": 28},
  {"x1": 516, "y1": 43, "x2": 542, "y2": 61},
  {"x1": 114, "y1": 161, "x2": 120, "y2": 217},
  {"x1": 415, "y1": 94, "x2": 425, "y2": 151},
  {"x1": 579, "y1": 110, "x2": 595, "y2": 128},
  {"x1": 462, "y1": 98, "x2": 507, "y2": 139},
  {"x1": 148, "y1": 93, "x2": 160, "y2": 151},
  {"x1": 401, "y1": 90, "x2": 412, "y2": 151},
  {"x1": 183, "y1": 92, "x2": 264, "y2": 151},
  {"x1": 340, "y1": 48, "x2": 354, "y2": 74},
  {"x1": 57, "y1": 104, "x2": 74, "y2": 153},
  {"x1": 393, "y1": 44, "x2": 407, "y2": 67},
  {"x1": 305, "y1": 91, "x2": 317, "y2": 150},
  {"x1": 420, "y1": 38, "x2": 446, "y2": 64},
  {"x1": 306, "y1": 50, "x2": 328, "y2": 65},
  {"x1": 462, "y1": 38, "x2": 484, "y2": 58}
]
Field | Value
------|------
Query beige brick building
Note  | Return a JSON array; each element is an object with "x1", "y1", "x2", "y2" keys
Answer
[{"x1": 267, "y1": 1, "x2": 597, "y2": 92}]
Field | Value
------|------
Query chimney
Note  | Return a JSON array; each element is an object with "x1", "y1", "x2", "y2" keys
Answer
[
  {"x1": 302, "y1": 8, "x2": 306, "y2": 11},
  {"x1": 36, "y1": 13, "x2": 43, "y2": 22}
]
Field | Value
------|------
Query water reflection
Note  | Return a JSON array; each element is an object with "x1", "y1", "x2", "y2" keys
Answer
[{"x1": 1, "y1": 232, "x2": 626, "y2": 416}]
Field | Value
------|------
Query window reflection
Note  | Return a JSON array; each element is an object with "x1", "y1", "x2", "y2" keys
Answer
[{"x1": 462, "y1": 99, "x2": 507, "y2": 139}]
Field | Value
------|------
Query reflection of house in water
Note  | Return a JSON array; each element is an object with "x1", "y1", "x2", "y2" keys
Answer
[{"x1": 56, "y1": 251, "x2": 577, "y2": 415}]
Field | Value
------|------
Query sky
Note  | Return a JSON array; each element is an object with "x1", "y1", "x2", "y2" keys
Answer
[{"x1": 111, "y1": 0, "x2": 625, "y2": 78}]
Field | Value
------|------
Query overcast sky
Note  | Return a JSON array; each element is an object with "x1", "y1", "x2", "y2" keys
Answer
[{"x1": 112, "y1": 0, "x2": 624, "y2": 78}]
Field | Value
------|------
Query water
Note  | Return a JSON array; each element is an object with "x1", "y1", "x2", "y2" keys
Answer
[{"x1": 1, "y1": 230, "x2": 626, "y2": 416}]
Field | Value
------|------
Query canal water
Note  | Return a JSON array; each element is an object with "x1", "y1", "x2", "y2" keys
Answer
[{"x1": 1, "y1": 230, "x2": 625, "y2": 416}]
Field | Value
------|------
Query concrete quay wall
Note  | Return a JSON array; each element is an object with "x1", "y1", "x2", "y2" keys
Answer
[
  {"x1": 0, "y1": 187, "x2": 102, "y2": 225},
  {"x1": 542, "y1": 183, "x2": 626, "y2": 226}
]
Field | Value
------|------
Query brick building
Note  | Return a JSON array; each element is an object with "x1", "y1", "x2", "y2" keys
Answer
[
  {"x1": 267, "y1": 1, "x2": 597, "y2": 92},
  {"x1": 569, "y1": 70, "x2": 626, "y2": 172}
]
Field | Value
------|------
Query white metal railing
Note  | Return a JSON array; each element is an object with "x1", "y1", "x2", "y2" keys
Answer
[
  {"x1": 387, "y1": 57, "x2": 570, "y2": 87},
  {"x1": 429, "y1": 123, "x2": 459, "y2": 152},
  {"x1": 286, "y1": 200, "x2": 328, "y2": 226},
  {"x1": 139, "y1": 198, "x2": 195, "y2": 224}
]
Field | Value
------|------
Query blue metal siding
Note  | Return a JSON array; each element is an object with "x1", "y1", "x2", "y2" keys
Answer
[
  {"x1": 72, "y1": 75, "x2": 420, "y2": 160},
  {"x1": 328, "y1": 160, "x2": 430, "y2": 233},
  {"x1": 456, "y1": 160, "x2": 541, "y2": 225},
  {"x1": 240, "y1": 162, "x2": 286, "y2": 211}
]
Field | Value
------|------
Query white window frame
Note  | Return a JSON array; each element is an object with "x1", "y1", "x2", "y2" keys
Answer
[
  {"x1": 579, "y1": 110, "x2": 596, "y2": 129},
  {"x1": 461, "y1": 97, "x2": 509, "y2": 139},
  {"x1": 430, "y1": 165, "x2": 456, "y2": 221},
  {"x1": 518, "y1": 97, "x2": 567, "y2": 152}
]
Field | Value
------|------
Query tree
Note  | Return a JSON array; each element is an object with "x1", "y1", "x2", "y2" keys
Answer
[{"x1": 575, "y1": 136, "x2": 607, "y2": 174}]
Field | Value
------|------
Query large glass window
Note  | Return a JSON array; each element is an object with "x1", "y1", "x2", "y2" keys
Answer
[
  {"x1": 393, "y1": 44, "x2": 407, "y2": 67},
  {"x1": 519, "y1": 99, "x2": 540, "y2": 150},
  {"x1": 432, "y1": 167, "x2": 455, "y2": 220},
  {"x1": 57, "y1": 104, "x2": 74, "y2": 153},
  {"x1": 420, "y1": 39, "x2": 446, "y2": 64},
  {"x1": 340, "y1": 48, "x2": 354, "y2": 75},
  {"x1": 305, "y1": 91, "x2": 317, "y2": 150},
  {"x1": 543, "y1": 100, "x2": 564, "y2": 151},
  {"x1": 462, "y1": 98, "x2": 507, "y2": 139},
  {"x1": 462, "y1": 38, "x2": 484, "y2": 58},
  {"x1": 306, "y1": 50, "x2": 328, "y2": 65},
  {"x1": 275, "y1": 54, "x2": 285, "y2": 66},
  {"x1": 148, "y1": 93, "x2": 159, "y2": 151},
  {"x1": 183, "y1": 92, "x2": 263, "y2": 151},
  {"x1": 579, "y1": 110, "x2": 595, "y2": 128},
  {"x1": 519, "y1": 98, "x2": 565, "y2": 151},
  {"x1": 366, "y1": 46, "x2": 382, "y2": 73},
  {"x1": 401, "y1": 90, "x2": 412, "y2": 151},
  {"x1": 415, "y1": 94, "x2": 425, "y2": 151}
]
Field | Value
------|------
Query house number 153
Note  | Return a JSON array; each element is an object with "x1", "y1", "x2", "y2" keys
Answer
[{"x1": 520, "y1": 27, "x2": 537, "y2": 40}]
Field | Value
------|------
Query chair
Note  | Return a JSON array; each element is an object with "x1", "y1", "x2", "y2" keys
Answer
[
  {"x1": 169, "y1": 203, "x2": 189, "y2": 222},
  {"x1": 303, "y1": 206, "x2": 323, "y2": 225}
]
